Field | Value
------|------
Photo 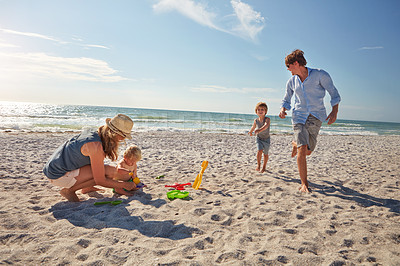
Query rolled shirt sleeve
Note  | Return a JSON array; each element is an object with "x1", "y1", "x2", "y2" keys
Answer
[
  {"x1": 319, "y1": 70, "x2": 341, "y2": 107},
  {"x1": 281, "y1": 80, "x2": 294, "y2": 111}
]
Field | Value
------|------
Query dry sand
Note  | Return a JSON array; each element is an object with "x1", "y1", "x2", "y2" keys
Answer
[{"x1": 0, "y1": 131, "x2": 399, "y2": 265}]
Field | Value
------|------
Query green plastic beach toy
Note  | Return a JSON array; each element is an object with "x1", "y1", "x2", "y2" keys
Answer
[
  {"x1": 94, "y1": 200, "x2": 123, "y2": 206},
  {"x1": 166, "y1": 190, "x2": 189, "y2": 200}
]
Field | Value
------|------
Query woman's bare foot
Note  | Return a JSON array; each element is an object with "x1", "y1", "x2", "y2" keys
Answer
[
  {"x1": 291, "y1": 141, "x2": 297, "y2": 157},
  {"x1": 60, "y1": 188, "x2": 80, "y2": 202},
  {"x1": 81, "y1": 186, "x2": 104, "y2": 194}
]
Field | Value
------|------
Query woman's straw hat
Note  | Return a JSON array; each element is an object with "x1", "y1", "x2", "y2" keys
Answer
[{"x1": 106, "y1": 114, "x2": 133, "y2": 139}]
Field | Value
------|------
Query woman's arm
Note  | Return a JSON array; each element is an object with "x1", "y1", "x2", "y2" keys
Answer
[{"x1": 82, "y1": 142, "x2": 136, "y2": 190}]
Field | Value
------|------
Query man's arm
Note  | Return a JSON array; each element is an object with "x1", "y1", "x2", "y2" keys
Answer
[
  {"x1": 279, "y1": 107, "x2": 287, "y2": 119},
  {"x1": 320, "y1": 70, "x2": 341, "y2": 108},
  {"x1": 279, "y1": 80, "x2": 294, "y2": 119},
  {"x1": 326, "y1": 104, "x2": 339, "y2": 125}
]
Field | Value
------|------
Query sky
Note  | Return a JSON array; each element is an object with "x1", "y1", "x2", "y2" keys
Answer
[{"x1": 0, "y1": 0, "x2": 399, "y2": 123}]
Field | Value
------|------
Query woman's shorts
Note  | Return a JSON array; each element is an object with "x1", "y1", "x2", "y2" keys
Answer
[
  {"x1": 50, "y1": 169, "x2": 79, "y2": 188},
  {"x1": 257, "y1": 137, "x2": 270, "y2": 155},
  {"x1": 293, "y1": 115, "x2": 322, "y2": 151}
]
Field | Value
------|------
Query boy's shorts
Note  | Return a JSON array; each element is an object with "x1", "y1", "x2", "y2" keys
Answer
[
  {"x1": 257, "y1": 137, "x2": 270, "y2": 155},
  {"x1": 293, "y1": 114, "x2": 322, "y2": 151},
  {"x1": 50, "y1": 169, "x2": 79, "y2": 188}
]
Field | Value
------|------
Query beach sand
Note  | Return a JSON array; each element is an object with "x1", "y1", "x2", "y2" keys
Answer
[{"x1": 0, "y1": 131, "x2": 399, "y2": 265}]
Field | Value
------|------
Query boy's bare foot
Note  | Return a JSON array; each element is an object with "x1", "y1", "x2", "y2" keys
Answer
[
  {"x1": 291, "y1": 141, "x2": 297, "y2": 157},
  {"x1": 298, "y1": 184, "x2": 310, "y2": 193},
  {"x1": 81, "y1": 186, "x2": 104, "y2": 194},
  {"x1": 60, "y1": 188, "x2": 80, "y2": 202}
]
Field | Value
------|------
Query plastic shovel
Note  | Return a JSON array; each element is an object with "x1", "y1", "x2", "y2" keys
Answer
[
  {"x1": 192, "y1": 160, "x2": 208, "y2": 190},
  {"x1": 94, "y1": 200, "x2": 123, "y2": 206},
  {"x1": 165, "y1": 183, "x2": 191, "y2": 190}
]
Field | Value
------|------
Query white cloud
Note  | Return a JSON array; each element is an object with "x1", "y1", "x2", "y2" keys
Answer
[
  {"x1": 0, "y1": 27, "x2": 109, "y2": 49},
  {"x1": 250, "y1": 53, "x2": 269, "y2": 61},
  {"x1": 192, "y1": 85, "x2": 276, "y2": 94},
  {"x1": 359, "y1": 46, "x2": 384, "y2": 50},
  {"x1": 153, "y1": 0, "x2": 220, "y2": 30},
  {"x1": 153, "y1": 0, "x2": 265, "y2": 42},
  {"x1": 0, "y1": 41, "x2": 19, "y2": 48},
  {"x1": 0, "y1": 52, "x2": 128, "y2": 82},
  {"x1": 82, "y1": 44, "x2": 110, "y2": 49},
  {"x1": 242, "y1": 87, "x2": 277, "y2": 93},
  {"x1": 230, "y1": 0, "x2": 265, "y2": 41},
  {"x1": 0, "y1": 28, "x2": 62, "y2": 43},
  {"x1": 192, "y1": 85, "x2": 238, "y2": 93}
]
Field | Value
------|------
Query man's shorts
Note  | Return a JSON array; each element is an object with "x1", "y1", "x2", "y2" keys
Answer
[
  {"x1": 293, "y1": 115, "x2": 322, "y2": 151},
  {"x1": 257, "y1": 137, "x2": 270, "y2": 155},
  {"x1": 50, "y1": 169, "x2": 79, "y2": 188}
]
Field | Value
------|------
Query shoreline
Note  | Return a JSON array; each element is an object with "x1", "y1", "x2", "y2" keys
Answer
[
  {"x1": 3, "y1": 130, "x2": 400, "y2": 137},
  {"x1": 1, "y1": 131, "x2": 399, "y2": 265}
]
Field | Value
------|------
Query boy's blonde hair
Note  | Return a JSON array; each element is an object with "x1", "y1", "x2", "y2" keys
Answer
[
  {"x1": 124, "y1": 145, "x2": 142, "y2": 161},
  {"x1": 255, "y1": 102, "x2": 268, "y2": 113}
]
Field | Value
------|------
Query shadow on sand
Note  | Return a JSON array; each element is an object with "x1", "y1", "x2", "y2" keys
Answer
[
  {"x1": 273, "y1": 174, "x2": 400, "y2": 214},
  {"x1": 49, "y1": 191, "x2": 199, "y2": 240}
]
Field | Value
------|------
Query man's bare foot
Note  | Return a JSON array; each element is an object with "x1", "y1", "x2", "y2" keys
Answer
[
  {"x1": 298, "y1": 184, "x2": 310, "y2": 193},
  {"x1": 291, "y1": 141, "x2": 297, "y2": 158},
  {"x1": 60, "y1": 188, "x2": 80, "y2": 202},
  {"x1": 81, "y1": 186, "x2": 104, "y2": 194}
]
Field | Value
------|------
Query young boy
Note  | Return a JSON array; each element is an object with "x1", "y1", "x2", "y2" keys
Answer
[
  {"x1": 248, "y1": 102, "x2": 271, "y2": 173},
  {"x1": 109, "y1": 145, "x2": 142, "y2": 195}
]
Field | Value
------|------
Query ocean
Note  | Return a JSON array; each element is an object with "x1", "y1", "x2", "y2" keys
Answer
[{"x1": 1, "y1": 101, "x2": 400, "y2": 136}]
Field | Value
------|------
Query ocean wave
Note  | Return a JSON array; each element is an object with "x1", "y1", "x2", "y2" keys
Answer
[{"x1": 1, "y1": 101, "x2": 399, "y2": 136}]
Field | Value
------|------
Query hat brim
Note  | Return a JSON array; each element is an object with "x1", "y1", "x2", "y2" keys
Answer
[{"x1": 106, "y1": 118, "x2": 132, "y2": 139}]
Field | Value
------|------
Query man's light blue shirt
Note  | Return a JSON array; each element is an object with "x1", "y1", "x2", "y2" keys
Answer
[{"x1": 281, "y1": 67, "x2": 341, "y2": 125}]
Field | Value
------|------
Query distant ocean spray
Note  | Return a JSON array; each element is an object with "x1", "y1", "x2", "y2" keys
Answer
[{"x1": 1, "y1": 101, "x2": 400, "y2": 136}]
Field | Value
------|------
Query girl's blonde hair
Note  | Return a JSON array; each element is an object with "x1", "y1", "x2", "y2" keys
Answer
[
  {"x1": 124, "y1": 145, "x2": 142, "y2": 161},
  {"x1": 98, "y1": 125, "x2": 121, "y2": 161}
]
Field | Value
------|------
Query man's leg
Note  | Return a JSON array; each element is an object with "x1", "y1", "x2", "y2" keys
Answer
[{"x1": 291, "y1": 141, "x2": 297, "y2": 157}]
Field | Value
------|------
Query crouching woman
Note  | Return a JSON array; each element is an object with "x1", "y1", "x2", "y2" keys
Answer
[{"x1": 43, "y1": 114, "x2": 136, "y2": 202}]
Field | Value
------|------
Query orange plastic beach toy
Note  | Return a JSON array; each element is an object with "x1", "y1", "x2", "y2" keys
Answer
[{"x1": 192, "y1": 160, "x2": 208, "y2": 190}]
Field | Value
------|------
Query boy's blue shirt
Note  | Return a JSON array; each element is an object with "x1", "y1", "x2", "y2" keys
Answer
[{"x1": 281, "y1": 67, "x2": 341, "y2": 125}]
